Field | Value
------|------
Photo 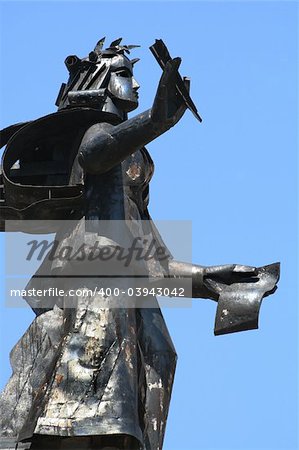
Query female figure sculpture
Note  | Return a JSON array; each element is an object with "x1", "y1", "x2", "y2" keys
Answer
[{"x1": 0, "y1": 38, "x2": 279, "y2": 450}]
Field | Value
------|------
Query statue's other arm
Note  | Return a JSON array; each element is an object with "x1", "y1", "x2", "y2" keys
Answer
[
  {"x1": 158, "y1": 260, "x2": 280, "y2": 335},
  {"x1": 164, "y1": 260, "x2": 259, "y2": 300},
  {"x1": 78, "y1": 58, "x2": 189, "y2": 174}
]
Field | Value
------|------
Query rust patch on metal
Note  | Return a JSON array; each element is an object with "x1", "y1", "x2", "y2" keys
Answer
[
  {"x1": 126, "y1": 163, "x2": 141, "y2": 180},
  {"x1": 55, "y1": 374, "x2": 64, "y2": 385}
]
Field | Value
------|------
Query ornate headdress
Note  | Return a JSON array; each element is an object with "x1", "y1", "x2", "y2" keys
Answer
[{"x1": 55, "y1": 37, "x2": 140, "y2": 116}]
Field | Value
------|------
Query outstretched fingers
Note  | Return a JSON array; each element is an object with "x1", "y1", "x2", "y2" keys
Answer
[
  {"x1": 233, "y1": 265, "x2": 258, "y2": 276},
  {"x1": 205, "y1": 264, "x2": 258, "y2": 285}
]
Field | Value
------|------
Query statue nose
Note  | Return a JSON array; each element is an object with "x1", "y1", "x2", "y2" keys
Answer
[{"x1": 132, "y1": 78, "x2": 140, "y2": 91}]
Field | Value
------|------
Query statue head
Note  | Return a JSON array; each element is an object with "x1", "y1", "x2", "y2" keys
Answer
[{"x1": 55, "y1": 37, "x2": 140, "y2": 120}]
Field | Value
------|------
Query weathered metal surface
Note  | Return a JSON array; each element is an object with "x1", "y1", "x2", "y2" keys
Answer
[
  {"x1": 0, "y1": 38, "x2": 280, "y2": 449},
  {"x1": 0, "y1": 307, "x2": 65, "y2": 449},
  {"x1": 0, "y1": 289, "x2": 176, "y2": 450},
  {"x1": 213, "y1": 263, "x2": 280, "y2": 335}
]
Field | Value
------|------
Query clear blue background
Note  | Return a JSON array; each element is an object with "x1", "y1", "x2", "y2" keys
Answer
[{"x1": 0, "y1": 2, "x2": 297, "y2": 449}]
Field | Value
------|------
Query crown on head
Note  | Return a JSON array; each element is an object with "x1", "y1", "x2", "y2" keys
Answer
[{"x1": 65, "y1": 37, "x2": 140, "y2": 73}]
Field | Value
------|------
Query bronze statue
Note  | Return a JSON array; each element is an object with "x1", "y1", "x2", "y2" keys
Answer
[{"x1": 0, "y1": 38, "x2": 279, "y2": 450}]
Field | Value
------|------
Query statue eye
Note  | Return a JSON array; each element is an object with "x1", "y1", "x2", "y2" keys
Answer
[{"x1": 115, "y1": 69, "x2": 131, "y2": 78}]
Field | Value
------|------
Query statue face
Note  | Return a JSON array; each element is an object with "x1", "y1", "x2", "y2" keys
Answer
[
  {"x1": 107, "y1": 54, "x2": 140, "y2": 112},
  {"x1": 57, "y1": 52, "x2": 140, "y2": 116}
]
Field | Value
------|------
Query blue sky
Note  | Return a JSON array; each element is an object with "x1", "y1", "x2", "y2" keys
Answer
[{"x1": 0, "y1": 2, "x2": 297, "y2": 449}]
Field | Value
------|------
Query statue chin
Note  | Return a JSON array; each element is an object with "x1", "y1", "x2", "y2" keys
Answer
[{"x1": 111, "y1": 96, "x2": 139, "y2": 113}]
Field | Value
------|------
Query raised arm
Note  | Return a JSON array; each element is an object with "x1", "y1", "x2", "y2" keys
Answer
[{"x1": 78, "y1": 58, "x2": 190, "y2": 174}]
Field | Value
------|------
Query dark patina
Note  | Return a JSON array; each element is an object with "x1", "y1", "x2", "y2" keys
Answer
[{"x1": 0, "y1": 38, "x2": 280, "y2": 450}]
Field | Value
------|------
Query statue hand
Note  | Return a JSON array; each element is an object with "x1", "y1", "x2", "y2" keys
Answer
[
  {"x1": 151, "y1": 57, "x2": 189, "y2": 129},
  {"x1": 200, "y1": 265, "x2": 258, "y2": 300},
  {"x1": 205, "y1": 264, "x2": 258, "y2": 282}
]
